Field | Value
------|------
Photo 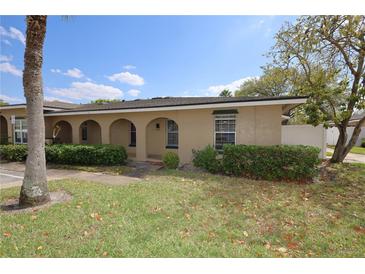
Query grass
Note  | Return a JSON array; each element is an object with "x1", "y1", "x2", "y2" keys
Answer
[
  {"x1": 1, "y1": 164, "x2": 365, "y2": 257},
  {"x1": 328, "y1": 145, "x2": 365, "y2": 155}
]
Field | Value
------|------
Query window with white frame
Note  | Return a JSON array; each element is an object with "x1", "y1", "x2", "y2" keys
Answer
[
  {"x1": 14, "y1": 118, "x2": 27, "y2": 144},
  {"x1": 166, "y1": 119, "x2": 178, "y2": 148},
  {"x1": 214, "y1": 114, "x2": 236, "y2": 150}
]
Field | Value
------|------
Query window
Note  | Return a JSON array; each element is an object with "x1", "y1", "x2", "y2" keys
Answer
[
  {"x1": 81, "y1": 122, "x2": 87, "y2": 141},
  {"x1": 14, "y1": 118, "x2": 27, "y2": 144},
  {"x1": 214, "y1": 114, "x2": 236, "y2": 150},
  {"x1": 130, "y1": 123, "x2": 136, "y2": 146},
  {"x1": 166, "y1": 120, "x2": 178, "y2": 148}
]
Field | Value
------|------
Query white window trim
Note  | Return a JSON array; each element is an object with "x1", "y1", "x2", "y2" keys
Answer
[
  {"x1": 214, "y1": 114, "x2": 236, "y2": 150},
  {"x1": 14, "y1": 118, "x2": 27, "y2": 144},
  {"x1": 166, "y1": 119, "x2": 178, "y2": 148}
]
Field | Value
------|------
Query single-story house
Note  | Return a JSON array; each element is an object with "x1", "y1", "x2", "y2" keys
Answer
[{"x1": 0, "y1": 96, "x2": 307, "y2": 163}]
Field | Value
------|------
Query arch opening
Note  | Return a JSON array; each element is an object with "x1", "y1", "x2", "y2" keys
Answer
[
  {"x1": 146, "y1": 117, "x2": 178, "y2": 160},
  {"x1": 79, "y1": 120, "x2": 101, "y2": 144}
]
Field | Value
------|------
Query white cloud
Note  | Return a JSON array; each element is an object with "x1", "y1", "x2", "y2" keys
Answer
[
  {"x1": 0, "y1": 62, "x2": 22, "y2": 77},
  {"x1": 64, "y1": 68, "x2": 84, "y2": 78},
  {"x1": 206, "y1": 77, "x2": 257, "y2": 96},
  {"x1": 51, "y1": 67, "x2": 85, "y2": 79},
  {"x1": 50, "y1": 68, "x2": 61, "y2": 73},
  {"x1": 44, "y1": 96, "x2": 73, "y2": 103},
  {"x1": 0, "y1": 55, "x2": 12, "y2": 62},
  {"x1": 0, "y1": 26, "x2": 25, "y2": 45},
  {"x1": 107, "y1": 71, "x2": 144, "y2": 86},
  {"x1": 0, "y1": 93, "x2": 24, "y2": 104},
  {"x1": 48, "y1": 81, "x2": 123, "y2": 100},
  {"x1": 127, "y1": 89, "x2": 141, "y2": 97},
  {"x1": 123, "y1": 65, "x2": 136, "y2": 70}
]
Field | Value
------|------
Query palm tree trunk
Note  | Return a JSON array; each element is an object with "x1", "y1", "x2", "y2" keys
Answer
[{"x1": 19, "y1": 15, "x2": 50, "y2": 206}]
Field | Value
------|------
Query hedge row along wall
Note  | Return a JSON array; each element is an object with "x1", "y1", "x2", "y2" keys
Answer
[{"x1": 0, "y1": 144, "x2": 128, "y2": 166}]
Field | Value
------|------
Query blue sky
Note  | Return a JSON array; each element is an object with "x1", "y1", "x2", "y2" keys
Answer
[{"x1": 0, "y1": 16, "x2": 295, "y2": 104}]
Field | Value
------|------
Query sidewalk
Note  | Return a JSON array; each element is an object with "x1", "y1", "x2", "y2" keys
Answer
[
  {"x1": 327, "y1": 148, "x2": 365, "y2": 163},
  {"x1": 0, "y1": 162, "x2": 141, "y2": 189}
]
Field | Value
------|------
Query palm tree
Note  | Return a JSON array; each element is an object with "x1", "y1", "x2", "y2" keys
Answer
[
  {"x1": 19, "y1": 16, "x2": 50, "y2": 206},
  {"x1": 219, "y1": 89, "x2": 232, "y2": 97}
]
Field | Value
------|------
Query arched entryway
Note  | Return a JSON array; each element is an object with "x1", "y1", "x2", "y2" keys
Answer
[
  {"x1": 146, "y1": 117, "x2": 178, "y2": 160},
  {"x1": 0, "y1": 115, "x2": 8, "y2": 144},
  {"x1": 110, "y1": 118, "x2": 136, "y2": 157},
  {"x1": 53, "y1": 120, "x2": 72, "y2": 144},
  {"x1": 79, "y1": 120, "x2": 101, "y2": 144}
]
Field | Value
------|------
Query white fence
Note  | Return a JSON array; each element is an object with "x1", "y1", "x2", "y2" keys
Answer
[
  {"x1": 327, "y1": 127, "x2": 365, "y2": 147},
  {"x1": 282, "y1": 125, "x2": 327, "y2": 159}
]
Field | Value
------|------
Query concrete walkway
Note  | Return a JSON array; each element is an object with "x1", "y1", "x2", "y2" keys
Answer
[
  {"x1": 327, "y1": 148, "x2": 365, "y2": 163},
  {"x1": 0, "y1": 162, "x2": 141, "y2": 189}
]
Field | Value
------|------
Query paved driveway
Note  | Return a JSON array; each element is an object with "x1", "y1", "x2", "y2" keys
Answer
[
  {"x1": 0, "y1": 162, "x2": 140, "y2": 189},
  {"x1": 327, "y1": 148, "x2": 365, "y2": 163}
]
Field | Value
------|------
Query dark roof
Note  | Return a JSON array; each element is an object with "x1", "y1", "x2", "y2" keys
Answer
[
  {"x1": 47, "y1": 96, "x2": 307, "y2": 114},
  {"x1": 43, "y1": 101, "x2": 79, "y2": 109}
]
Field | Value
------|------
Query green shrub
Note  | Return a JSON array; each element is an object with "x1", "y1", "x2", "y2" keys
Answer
[
  {"x1": 222, "y1": 144, "x2": 320, "y2": 181},
  {"x1": 361, "y1": 138, "x2": 365, "y2": 148},
  {"x1": 0, "y1": 144, "x2": 127, "y2": 166},
  {"x1": 0, "y1": 144, "x2": 28, "y2": 161},
  {"x1": 192, "y1": 145, "x2": 221, "y2": 173},
  {"x1": 163, "y1": 151, "x2": 180, "y2": 169}
]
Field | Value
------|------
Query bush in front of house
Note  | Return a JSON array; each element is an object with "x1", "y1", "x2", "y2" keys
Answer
[
  {"x1": 163, "y1": 151, "x2": 180, "y2": 169},
  {"x1": 0, "y1": 144, "x2": 127, "y2": 165},
  {"x1": 45, "y1": 144, "x2": 127, "y2": 165},
  {"x1": 222, "y1": 144, "x2": 321, "y2": 181},
  {"x1": 192, "y1": 145, "x2": 221, "y2": 173},
  {"x1": 361, "y1": 138, "x2": 365, "y2": 148},
  {"x1": 0, "y1": 144, "x2": 28, "y2": 161}
]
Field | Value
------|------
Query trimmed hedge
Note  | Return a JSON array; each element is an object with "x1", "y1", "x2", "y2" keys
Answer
[
  {"x1": 192, "y1": 145, "x2": 221, "y2": 173},
  {"x1": 163, "y1": 151, "x2": 180, "y2": 169},
  {"x1": 0, "y1": 144, "x2": 128, "y2": 166},
  {"x1": 192, "y1": 144, "x2": 320, "y2": 181},
  {"x1": 0, "y1": 144, "x2": 28, "y2": 162},
  {"x1": 222, "y1": 144, "x2": 320, "y2": 181}
]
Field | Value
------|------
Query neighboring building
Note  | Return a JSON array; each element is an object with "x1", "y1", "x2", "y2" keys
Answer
[
  {"x1": 0, "y1": 96, "x2": 307, "y2": 163},
  {"x1": 327, "y1": 112, "x2": 365, "y2": 147}
]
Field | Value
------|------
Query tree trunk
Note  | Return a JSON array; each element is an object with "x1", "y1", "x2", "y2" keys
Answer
[
  {"x1": 330, "y1": 125, "x2": 348, "y2": 163},
  {"x1": 19, "y1": 16, "x2": 50, "y2": 207},
  {"x1": 330, "y1": 117, "x2": 365, "y2": 163}
]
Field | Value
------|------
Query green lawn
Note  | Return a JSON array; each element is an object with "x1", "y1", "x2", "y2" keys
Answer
[
  {"x1": 1, "y1": 164, "x2": 365, "y2": 257},
  {"x1": 328, "y1": 145, "x2": 365, "y2": 155}
]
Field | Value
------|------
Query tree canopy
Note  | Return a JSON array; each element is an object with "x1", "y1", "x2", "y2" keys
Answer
[
  {"x1": 219, "y1": 89, "x2": 233, "y2": 97},
  {"x1": 269, "y1": 16, "x2": 365, "y2": 162}
]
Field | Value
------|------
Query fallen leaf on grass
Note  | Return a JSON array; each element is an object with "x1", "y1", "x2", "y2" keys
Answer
[
  {"x1": 37, "y1": 246, "x2": 43, "y2": 250},
  {"x1": 90, "y1": 213, "x2": 103, "y2": 221},
  {"x1": 243, "y1": 231, "x2": 249, "y2": 237},
  {"x1": 31, "y1": 215, "x2": 37, "y2": 220},
  {"x1": 3, "y1": 232, "x2": 12, "y2": 238},
  {"x1": 102, "y1": 251, "x2": 108, "y2": 256},
  {"x1": 354, "y1": 226, "x2": 365, "y2": 234},
  {"x1": 287, "y1": 242, "x2": 299, "y2": 250}
]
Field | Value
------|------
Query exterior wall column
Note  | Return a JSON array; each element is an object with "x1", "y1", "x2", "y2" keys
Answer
[
  {"x1": 6, "y1": 116, "x2": 13, "y2": 144},
  {"x1": 135, "y1": 121, "x2": 147, "y2": 161},
  {"x1": 101, "y1": 123, "x2": 110, "y2": 144},
  {"x1": 72, "y1": 121, "x2": 80, "y2": 144}
]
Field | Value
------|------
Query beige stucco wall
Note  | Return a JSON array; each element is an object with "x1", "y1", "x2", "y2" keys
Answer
[{"x1": 1, "y1": 105, "x2": 283, "y2": 163}]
